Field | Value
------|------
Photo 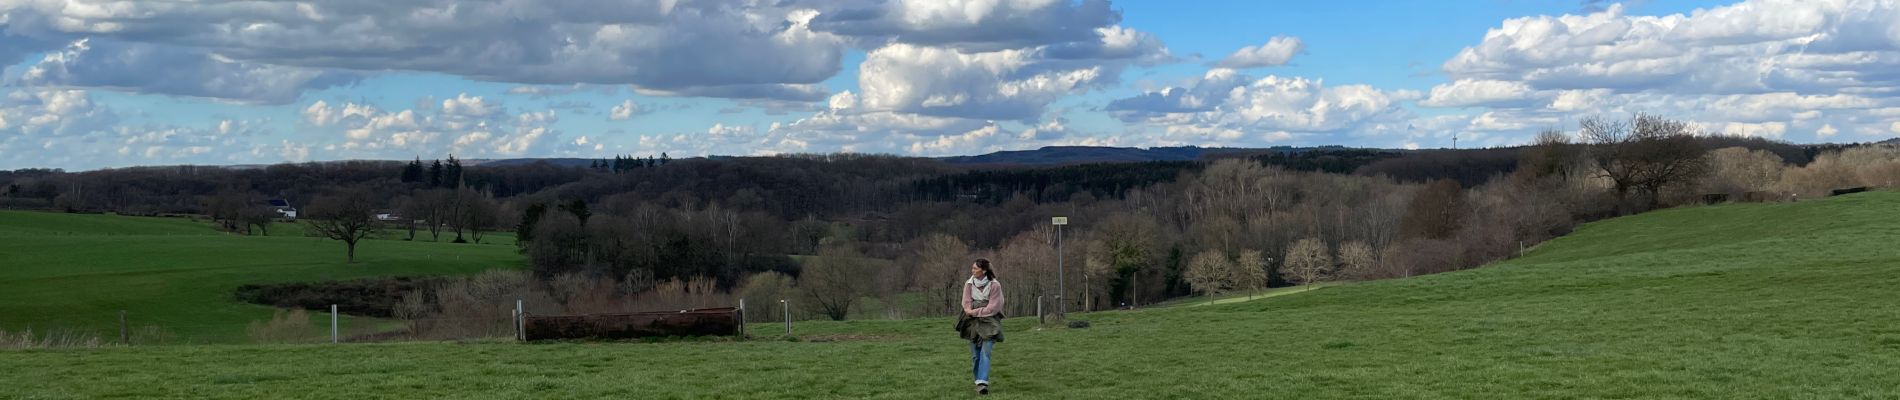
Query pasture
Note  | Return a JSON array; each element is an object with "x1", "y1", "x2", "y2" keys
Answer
[
  {"x1": 3, "y1": 192, "x2": 1898, "y2": 398},
  {"x1": 0, "y1": 211, "x2": 520, "y2": 343}
]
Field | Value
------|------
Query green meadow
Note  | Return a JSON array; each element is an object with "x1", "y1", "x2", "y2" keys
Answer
[
  {"x1": 4, "y1": 192, "x2": 1900, "y2": 398},
  {"x1": 0, "y1": 211, "x2": 520, "y2": 343}
]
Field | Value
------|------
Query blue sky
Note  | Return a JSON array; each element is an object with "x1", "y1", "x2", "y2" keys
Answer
[{"x1": 1, "y1": 0, "x2": 1895, "y2": 170}]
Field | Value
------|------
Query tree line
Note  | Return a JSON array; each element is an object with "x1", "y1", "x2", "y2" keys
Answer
[
  {"x1": 5, "y1": 114, "x2": 1898, "y2": 323},
  {"x1": 589, "y1": 153, "x2": 671, "y2": 173}
]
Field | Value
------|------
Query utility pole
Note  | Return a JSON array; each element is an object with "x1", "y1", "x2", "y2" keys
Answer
[{"x1": 1053, "y1": 216, "x2": 1068, "y2": 320}]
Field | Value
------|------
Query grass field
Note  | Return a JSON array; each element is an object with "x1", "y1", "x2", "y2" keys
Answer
[
  {"x1": 0, "y1": 211, "x2": 522, "y2": 343},
  {"x1": 5, "y1": 192, "x2": 1900, "y2": 398}
]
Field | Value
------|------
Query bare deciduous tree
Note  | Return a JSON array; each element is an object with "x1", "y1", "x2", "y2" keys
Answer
[
  {"x1": 1283, "y1": 238, "x2": 1332, "y2": 285},
  {"x1": 394, "y1": 195, "x2": 420, "y2": 240},
  {"x1": 1703, "y1": 147, "x2": 1786, "y2": 196},
  {"x1": 1336, "y1": 241, "x2": 1377, "y2": 281},
  {"x1": 1772, "y1": 146, "x2": 1900, "y2": 197},
  {"x1": 873, "y1": 260, "x2": 910, "y2": 319},
  {"x1": 201, "y1": 191, "x2": 251, "y2": 233},
  {"x1": 737, "y1": 272, "x2": 795, "y2": 322},
  {"x1": 1582, "y1": 114, "x2": 1711, "y2": 211},
  {"x1": 237, "y1": 204, "x2": 277, "y2": 236},
  {"x1": 908, "y1": 233, "x2": 971, "y2": 316},
  {"x1": 448, "y1": 187, "x2": 471, "y2": 243},
  {"x1": 1400, "y1": 179, "x2": 1465, "y2": 240},
  {"x1": 413, "y1": 189, "x2": 454, "y2": 241},
  {"x1": 1183, "y1": 250, "x2": 1233, "y2": 304},
  {"x1": 1520, "y1": 128, "x2": 1578, "y2": 180},
  {"x1": 798, "y1": 244, "x2": 878, "y2": 321},
  {"x1": 993, "y1": 227, "x2": 1058, "y2": 318},
  {"x1": 1838, "y1": 146, "x2": 1900, "y2": 188},
  {"x1": 304, "y1": 188, "x2": 383, "y2": 263},
  {"x1": 456, "y1": 188, "x2": 500, "y2": 244},
  {"x1": 1232, "y1": 249, "x2": 1267, "y2": 298},
  {"x1": 1085, "y1": 212, "x2": 1159, "y2": 309}
]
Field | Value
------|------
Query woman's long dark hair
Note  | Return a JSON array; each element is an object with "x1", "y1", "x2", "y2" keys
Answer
[{"x1": 974, "y1": 258, "x2": 996, "y2": 280}]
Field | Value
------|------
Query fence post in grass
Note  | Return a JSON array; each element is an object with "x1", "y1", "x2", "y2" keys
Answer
[
  {"x1": 330, "y1": 304, "x2": 339, "y2": 344},
  {"x1": 1037, "y1": 295, "x2": 1044, "y2": 324},
  {"x1": 514, "y1": 299, "x2": 525, "y2": 341},
  {"x1": 781, "y1": 299, "x2": 791, "y2": 336},
  {"x1": 738, "y1": 299, "x2": 746, "y2": 340},
  {"x1": 118, "y1": 310, "x2": 128, "y2": 345}
]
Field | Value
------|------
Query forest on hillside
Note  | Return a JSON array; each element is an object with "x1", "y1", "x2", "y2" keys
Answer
[{"x1": 2, "y1": 116, "x2": 1895, "y2": 328}]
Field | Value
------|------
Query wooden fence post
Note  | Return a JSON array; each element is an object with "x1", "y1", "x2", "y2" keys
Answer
[
  {"x1": 330, "y1": 304, "x2": 339, "y2": 344},
  {"x1": 118, "y1": 310, "x2": 128, "y2": 345},
  {"x1": 515, "y1": 299, "x2": 525, "y2": 341}
]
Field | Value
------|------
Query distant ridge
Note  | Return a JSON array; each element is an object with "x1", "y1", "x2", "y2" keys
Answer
[
  {"x1": 174, "y1": 140, "x2": 1870, "y2": 171},
  {"x1": 937, "y1": 146, "x2": 1267, "y2": 166},
  {"x1": 222, "y1": 146, "x2": 1325, "y2": 171},
  {"x1": 469, "y1": 146, "x2": 1280, "y2": 168},
  {"x1": 468, "y1": 158, "x2": 599, "y2": 168}
]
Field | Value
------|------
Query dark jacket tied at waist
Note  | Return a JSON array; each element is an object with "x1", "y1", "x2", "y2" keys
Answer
[{"x1": 956, "y1": 299, "x2": 1004, "y2": 342}]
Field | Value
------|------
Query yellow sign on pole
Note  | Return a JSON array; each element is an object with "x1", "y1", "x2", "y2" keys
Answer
[{"x1": 1052, "y1": 217, "x2": 1068, "y2": 225}]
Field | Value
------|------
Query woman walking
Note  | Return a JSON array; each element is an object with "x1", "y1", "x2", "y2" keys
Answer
[{"x1": 957, "y1": 259, "x2": 1005, "y2": 395}]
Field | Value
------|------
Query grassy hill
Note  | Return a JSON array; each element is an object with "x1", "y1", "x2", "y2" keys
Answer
[
  {"x1": 4, "y1": 192, "x2": 1900, "y2": 398},
  {"x1": 0, "y1": 211, "x2": 522, "y2": 343}
]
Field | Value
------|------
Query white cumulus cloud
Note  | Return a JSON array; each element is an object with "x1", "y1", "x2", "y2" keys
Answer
[
  {"x1": 609, "y1": 100, "x2": 647, "y2": 121},
  {"x1": 1107, "y1": 70, "x2": 1412, "y2": 145},
  {"x1": 1420, "y1": 79, "x2": 1542, "y2": 108},
  {"x1": 1213, "y1": 36, "x2": 1304, "y2": 69}
]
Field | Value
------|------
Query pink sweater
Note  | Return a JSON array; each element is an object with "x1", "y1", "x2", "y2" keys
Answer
[{"x1": 960, "y1": 279, "x2": 1006, "y2": 318}]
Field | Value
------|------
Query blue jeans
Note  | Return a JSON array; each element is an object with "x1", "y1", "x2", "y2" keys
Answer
[{"x1": 970, "y1": 340, "x2": 994, "y2": 384}]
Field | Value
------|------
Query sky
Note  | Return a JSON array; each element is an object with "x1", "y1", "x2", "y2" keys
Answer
[{"x1": 2, "y1": 0, "x2": 1898, "y2": 170}]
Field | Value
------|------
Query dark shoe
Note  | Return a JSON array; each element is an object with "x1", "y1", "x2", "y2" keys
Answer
[{"x1": 977, "y1": 383, "x2": 989, "y2": 395}]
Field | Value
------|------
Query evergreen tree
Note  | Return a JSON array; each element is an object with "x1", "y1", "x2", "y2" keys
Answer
[
  {"x1": 516, "y1": 203, "x2": 547, "y2": 248},
  {"x1": 401, "y1": 157, "x2": 424, "y2": 183},
  {"x1": 428, "y1": 159, "x2": 444, "y2": 187},
  {"x1": 445, "y1": 156, "x2": 464, "y2": 187},
  {"x1": 660, "y1": 152, "x2": 671, "y2": 166}
]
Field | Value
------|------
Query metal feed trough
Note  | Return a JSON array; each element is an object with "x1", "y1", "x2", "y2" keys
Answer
[{"x1": 524, "y1": 307, "x2": 742, "y2": 341}]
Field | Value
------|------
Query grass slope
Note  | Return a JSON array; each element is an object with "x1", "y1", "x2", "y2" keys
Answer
[
  {"x1": 6, "y1": 192, "x2": 1900, "y2": 398},
  {"x1": 0, "y1": 211, "x2": 522, "y2": 343}
]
